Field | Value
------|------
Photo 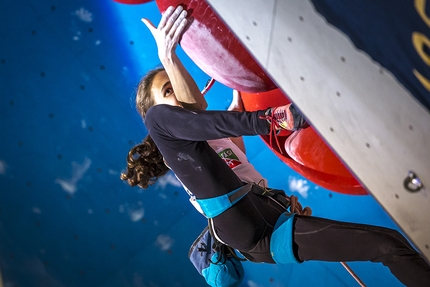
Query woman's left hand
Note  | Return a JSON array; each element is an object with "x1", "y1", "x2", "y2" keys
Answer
[{"x1": 141, "y1": 6, "x2": 188, "y2": 62}]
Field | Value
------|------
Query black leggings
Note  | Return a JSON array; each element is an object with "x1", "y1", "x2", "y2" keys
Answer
[{"x1": 145, "y1": 104, "x2": 430, "y2": 287}]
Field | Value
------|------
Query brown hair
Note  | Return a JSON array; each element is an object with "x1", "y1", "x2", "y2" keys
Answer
[
  {"x1": 120, "y1": 135, "x2": 169, "y2": 189},
  {"x1": 121, "y1": 67, "x2": 168, "y2": 189}
]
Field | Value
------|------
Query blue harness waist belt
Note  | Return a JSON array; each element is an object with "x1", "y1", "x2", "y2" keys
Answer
[{"x1": 196, "y1": 183, "x2": 253, "y2": 218}]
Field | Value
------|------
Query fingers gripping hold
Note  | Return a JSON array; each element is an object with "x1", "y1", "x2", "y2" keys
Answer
[
  {"x1": 174, "y1": 9, "x2": 188, "y2": 26},
  {"x1": 158, "y1": 6, "x2": 174, "y2": 30},
  {"x1": 141, "y1": 6, "x2": 187, "y2": 36},
  {"x1": 162, "y1": 6, "x2": 186, "y2": 34},
  {"x1": 141, "y1": 5, "x2": 189, "y2": 60},
  {"x1": 169, "y1": 5, "x2": 183, "y2": 23},
  {"x1": 171, "y1": 11, "x2": 188, "y2": 41}
]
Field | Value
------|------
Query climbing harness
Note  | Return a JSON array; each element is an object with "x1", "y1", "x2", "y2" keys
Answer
[
  {"x1": 189, "y1": 182, "x2": 312, "y2": 287},
  {"x1": 190, "y1": 181, "x2": 366, "y2": 286},
  {"x1": 196, "y1": 183, "x2": 254, "y2": 218}
]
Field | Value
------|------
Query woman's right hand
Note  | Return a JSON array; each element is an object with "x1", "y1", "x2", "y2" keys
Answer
[
  {"x1": 141, "y1": 6, "x2": 188, "y2": 63},
  {"x1": 141, "y1": 6, "x2": 207, "y2": 111}
]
